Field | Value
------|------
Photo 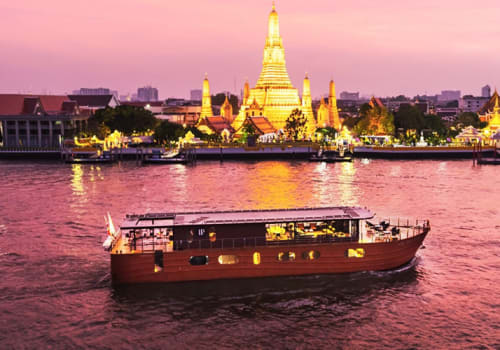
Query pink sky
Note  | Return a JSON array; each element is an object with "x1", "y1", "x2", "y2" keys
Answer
[{"x1": 1, "y1": 0, "x2": 499, "y2": 99}]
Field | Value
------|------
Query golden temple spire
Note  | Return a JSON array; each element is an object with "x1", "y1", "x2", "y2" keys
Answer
[
  {"x1": 200, "y1": 74, "x2": 213, "y2": 119},
  {"x1": 329, "y1": 80, "x2": 341, "y2": 130},
  {"x1": 221, "y1": 95, "x2": 233, "y2": 120},
  {"x1": 243, "y1": 79, "x2": 250, "y2": 105},
  {"x1": 302, "y1": 73, "x2": 311, "y2": 106},
  {"x1": 231, "y1": 3, "x2": 314, "y2": 133}
]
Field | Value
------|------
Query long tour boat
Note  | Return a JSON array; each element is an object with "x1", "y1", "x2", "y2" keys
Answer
[{"x1": 103, "y1": 207, "x2": 430, "y2": 285}]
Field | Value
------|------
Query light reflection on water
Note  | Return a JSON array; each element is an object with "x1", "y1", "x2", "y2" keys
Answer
[{"x1": 0, "y1": 159, "x2": 499, "y2": 349}]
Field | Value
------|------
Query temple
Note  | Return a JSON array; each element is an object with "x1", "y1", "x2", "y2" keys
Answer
[
  {"x1": 483, "y1": 90, "x2": 500, "y2": 133},
  {"x1": 200, "y1": 3, "x2": 343, "y2": 136},
  {"x1": 231, "y1": 3, "x2": 315, "y2": 134}
]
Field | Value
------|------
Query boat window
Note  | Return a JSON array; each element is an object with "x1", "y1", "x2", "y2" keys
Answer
[
  {"x1": 278, "y1": 251, "x2": 296, "y2": 262},
  {"x1": 189, "y1": 255, "x2": 209, "y2": 265},
  {"x1": 154, "y1": 250, "x2": 163, "y2": 272},
  {"x1": 253, "y1": 252, "x2": 261, "y2": 265},
  {"x1": 347, "y1": 248, "x2": 365, "y2": 258},
  {"x1": 218, "y1": 255, "x2": 239, "y2": 265},
  {"x1": 294, "y1": 220, "x2": 351, "y2": 240},
  {"x1": 302, "y1": 250, "x2": 320, "y2": 260},
  {"x1": 266, "y1": 223, "x2": 292, "y2": 241},
  {"x1": 350, "y1": 220, "x2": 359, "y2": 238}
]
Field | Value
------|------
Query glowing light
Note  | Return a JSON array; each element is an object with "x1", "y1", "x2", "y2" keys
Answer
[
  {"x1": 347, "y1": 248, "x2": 365, "y2": 258},
  {"x1": 253, "y1": 252, "x2": 261, "y2": 265},
  {"x1": 218, "y1": 255, "x2": 239, "y2": 265}
]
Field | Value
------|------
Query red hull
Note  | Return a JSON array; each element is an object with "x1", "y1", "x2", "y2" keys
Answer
[{"x1": 111, "y1": 231, "x2": 428, "y2": 285}]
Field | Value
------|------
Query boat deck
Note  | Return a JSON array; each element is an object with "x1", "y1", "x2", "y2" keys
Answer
[{"x1": 111, "y1": 222, "x2": 427, "y2": 255}]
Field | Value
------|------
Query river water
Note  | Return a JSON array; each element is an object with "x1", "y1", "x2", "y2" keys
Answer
[{"x1": 0, "y1": 159, "x2": 498, "y2": 349}]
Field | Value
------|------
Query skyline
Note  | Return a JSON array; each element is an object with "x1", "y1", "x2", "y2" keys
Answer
[{"x1": 1, "y1": 0, "x2": 499, "y2": 99}]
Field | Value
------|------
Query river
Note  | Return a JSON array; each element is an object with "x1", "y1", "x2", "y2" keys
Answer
[{"x1": 0, "y1": 159, "x2": 498, "y2": 349}]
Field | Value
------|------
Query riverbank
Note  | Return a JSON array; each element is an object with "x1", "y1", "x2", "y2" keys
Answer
[{"x1": 0, "y1": 144, "x2": 496, "y2": 160}]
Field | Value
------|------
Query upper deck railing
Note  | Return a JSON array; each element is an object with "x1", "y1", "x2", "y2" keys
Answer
[{"x1": 111, "y1": 219, "x2": 430, "y2": 255}]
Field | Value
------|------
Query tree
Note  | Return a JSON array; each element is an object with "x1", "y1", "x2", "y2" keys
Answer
[
  {"x1": 154, "y1": 120, "x2": 185, "y2": 144},
  {"x1": 316, "y1": 126, "x2": 337, "y2": 139},
  {"x1": 394, "y1": 104, "x2": 425, "y2": 132},
  {"x1": 342, "y1": 116, "x2": 361, "y2": 129},
  {"x1": 91, "y1": 105, "x2": 157, "y2": 135},
  {"x1": 284, "y1": 109, "x2": 307, "y2": 141},
  {"x1": 455, "y1": 112, "x2": 487, "y2": 129},
  {"x1": 354, "y1": 105, "x2": 394, "y2": 136},
  {"x1": 423, "y1": 114, "x2": 446, "y2": 136}
]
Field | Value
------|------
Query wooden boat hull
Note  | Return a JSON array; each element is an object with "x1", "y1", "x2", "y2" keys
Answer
[{"x1": 110, "y1": 231, "x2": 427, "y2": 284}]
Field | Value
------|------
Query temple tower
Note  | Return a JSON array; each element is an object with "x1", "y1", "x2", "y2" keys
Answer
[
  {"x1": 221, "y1": 95, "x2": 233, "y2": 121},
  {"x1": 328, "y1": 80, "x2": 341, "y2": 130},
  {"x1": 232, "y1": 3, "x2": 305, "y2": 131},
  {"x1": 200, "y1": 74, "x2": 213, "y2": 119},
  {"x1": 317, "y1": 97, "x2": 329, "y2": 127},
  {"x1": 243, "y1": 79, "x2": 250, "y2": 106},
  {"x1": 301, "y1": 73, "x2": 316, "y2": 133}
]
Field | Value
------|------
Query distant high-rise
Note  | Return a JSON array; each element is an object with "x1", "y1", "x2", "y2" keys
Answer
[
  {"x1": 482, "y1": 85, "x2": 491, "y2": 98},
  {"x1": 73, "y1": 87, "x2": 118, "y2": 98},
  {"x1": 190, "y1": 89, "x2": 202, "y2": 101},
  {"x1": 438, "y1": 90, "x2": 461, "y2": 102},
  {"x1": 339, "y1": 91, "x2": 359, "y2": 100},
  {"x1": 137, "y1": 86, "x2": 159, "y2": 102}
]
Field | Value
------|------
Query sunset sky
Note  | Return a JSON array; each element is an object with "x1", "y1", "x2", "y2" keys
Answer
[{"x1": 1, "y1": 0, "x2": 499, "y2": 99}]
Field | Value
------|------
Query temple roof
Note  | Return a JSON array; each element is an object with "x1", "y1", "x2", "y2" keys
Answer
[
  {"x1": 478, "y1": 90, "x2": 499, "y2": 114},
  {"x1": 245, "y1": 116, "x2": 276, "y2": 135},
  {"x1": 0, "y1": 94, "x2": 74, "y2": 115},
  {"x1": 198, "y1": 116, "x2": 235, "y2": 134},
  {"x1": 369, "y1": 96, "x2": 385, "y2": 108},
  {"x1": 68, "y1": 95, "x2": 116, "y2": 108}
]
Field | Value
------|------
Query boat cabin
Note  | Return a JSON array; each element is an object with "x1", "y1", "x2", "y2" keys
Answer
[{"x1": 114, "y1": 207, "x2": 375, "y2": 254}]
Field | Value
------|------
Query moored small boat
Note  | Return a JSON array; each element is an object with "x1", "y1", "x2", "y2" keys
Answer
[
  {"x1": 142, "y1": 149, "x2": 192, "y2": 164},
  {"x1": 65, "y1": 150, "x2": 115, "y2": 164},
  {"x1": 104, "y1": 207, "x2": 430, "y2": 285}
]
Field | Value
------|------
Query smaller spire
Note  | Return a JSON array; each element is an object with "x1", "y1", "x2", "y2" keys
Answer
[
  {"x1": 204, "y1": 72, "x2": 208, "y2": 79},
  {"x1": 305, "y1": 72, "x2": 309, "y2": 79},
  {"x1": 272, "y1": 1, "x2": 276, "y2": 11}
]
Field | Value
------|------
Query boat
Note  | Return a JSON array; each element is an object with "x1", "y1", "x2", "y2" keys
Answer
[
  {"x1": 65, "y1": 150, "x2": 115, "y2": 164},
  {"x1": 142, "y1": 149, "x2": 192, "y2": 164},
  {"x1": 104, "y1": 207, "x2": 430, "y2": 285},
  {"x1": 309, "y1": 155, "x2": 352, "y2": 162}
]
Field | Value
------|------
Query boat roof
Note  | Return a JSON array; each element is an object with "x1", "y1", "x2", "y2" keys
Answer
[{"x1": 120, "y1": 206, "x2": 374, "y2": 230}]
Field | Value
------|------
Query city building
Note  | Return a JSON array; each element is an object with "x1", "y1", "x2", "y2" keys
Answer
[
  {"x1": 121, "y1": 101, "x2": 164, "y2": 115},
  {"x1": 459, "y1": 96, "x2": 489, "y2": 113},
  {"x1": 137, "y1": 86, "x2": 159, "y2": 102},
  {"x1": 435, "y1": 107, "x2": 460, "y2": 121},
  {"x1": 160, "y1": 101, "x2": 201, "y2": 126},
  {"x1": 438, "y1": 90, "x2": 461, "y2": 102},
  {"x1": 190, "y1": 89, "x2": 202, "y2": 101},
  {"x1": 482, "y1": 85, "x2": 491, "y2": 98},
  {"x1": 73, "y1": 88, "x2": 118, "y2": 99},
  {"x1": 0, "y1": 94, "x2": 88, "y2": 147},
  {"x1": 340, "y1": 91, "x2": 359, "y2": 100}
]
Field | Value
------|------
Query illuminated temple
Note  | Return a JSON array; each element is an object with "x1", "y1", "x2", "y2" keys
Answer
[
  {"x1": 199, "y1": 3, "x2": 341, "y2": 136},
  {"x1": 231, "y1": 3, "x2": 317, "y2": 134}
]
